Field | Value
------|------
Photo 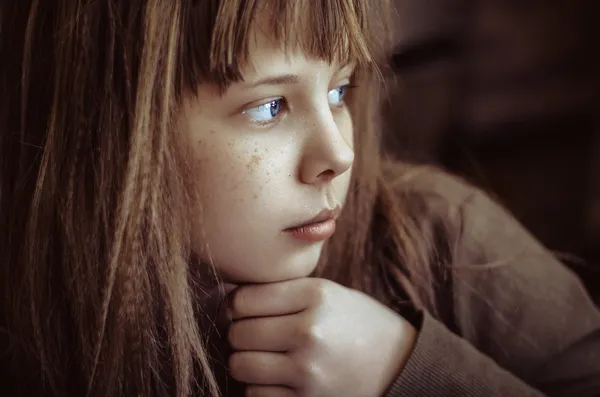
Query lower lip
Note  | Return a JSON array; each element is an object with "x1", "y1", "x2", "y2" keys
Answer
[{"x1": 286, "y1": 219, "x2": 336, "y2": 242}]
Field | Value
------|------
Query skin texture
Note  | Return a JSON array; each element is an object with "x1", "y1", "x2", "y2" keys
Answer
[
  {"x1": 183, "y1": 27, "x2": 354, "y2": 284},
  {"x1": 182, "y1": 16, "x2": 417, "y2": 397}
]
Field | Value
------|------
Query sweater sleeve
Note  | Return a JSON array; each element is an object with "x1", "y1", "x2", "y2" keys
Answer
[
  {"x1": 383, "y1": 167, "x2": 600, "y2": 397},
  {"x1": 386, "y1": 312, "x2": 547, "y2": 396}
]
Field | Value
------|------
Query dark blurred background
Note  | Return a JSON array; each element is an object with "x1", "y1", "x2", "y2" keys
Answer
[{"x1": 384, "y1": 0, "x2": 600, "y2": 301}]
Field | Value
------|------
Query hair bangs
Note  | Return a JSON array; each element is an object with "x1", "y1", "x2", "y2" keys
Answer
[{"x1": 180, "y1": 0, "x2": 377, "y2": 93}]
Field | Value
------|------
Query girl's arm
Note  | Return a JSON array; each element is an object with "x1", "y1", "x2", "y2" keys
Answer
[{"x1": 385, "y1": 168, "x2": 600, "y2": 396}]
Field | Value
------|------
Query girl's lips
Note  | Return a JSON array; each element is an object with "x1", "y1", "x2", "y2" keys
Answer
[
  {"x1": 286, "y1": 205, "x2": 341, "y2": 229},
  {"x1": 285, "y1": 219, "x2": 337, "y2": 242}
]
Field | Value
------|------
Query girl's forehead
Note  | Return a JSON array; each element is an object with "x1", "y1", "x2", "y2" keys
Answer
[{"x1": 243, "y1": 22, "x2": 351, "y2": 72}]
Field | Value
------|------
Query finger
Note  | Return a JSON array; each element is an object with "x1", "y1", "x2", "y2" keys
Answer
[
  {"x1": 229, "y1": 313, "x2": 307, "y2": 351},
  {"x1": 229, "y1": 351, "x2": 296, "y2": 387},
  {"x1": 230, "y1": 278, "x2": 332, "y2": 319},
  {"x1": 246, "y1": 385, "x2": 296, "y2": 397}
]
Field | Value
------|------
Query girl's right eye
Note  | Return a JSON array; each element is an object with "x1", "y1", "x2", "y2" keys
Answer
[{"x1": 243, "y1": 98, "x2": 285, "y2": 125}]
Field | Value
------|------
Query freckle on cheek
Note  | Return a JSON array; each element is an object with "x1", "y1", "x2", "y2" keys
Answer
[{"x1": 246, "y1": 154, "x2": 263, "y2": 173}]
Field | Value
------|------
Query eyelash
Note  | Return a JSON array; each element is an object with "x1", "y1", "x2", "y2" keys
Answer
[{"x1": 246, "y1": 84, "x2": 358, "y2": 127}]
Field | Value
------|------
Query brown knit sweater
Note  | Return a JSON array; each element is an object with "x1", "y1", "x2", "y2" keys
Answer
[{"x1": 383, "y1": 169, "x2": 600, "y2": 396}]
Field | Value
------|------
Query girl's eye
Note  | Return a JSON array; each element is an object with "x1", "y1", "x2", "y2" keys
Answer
[
  {"x1": 242, "y1": 84, "x2": 352, "y2": 126},
  {"x1": 244, "y1": 98, "x2": 284, "y2": 124},
  {"x1": 327, "y1": 84, "x2": 350, "y2": 106}
]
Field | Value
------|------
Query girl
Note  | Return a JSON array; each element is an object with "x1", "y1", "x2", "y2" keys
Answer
[{"x1": 0, "y1": 1, "x2": 598, "y2": 397}]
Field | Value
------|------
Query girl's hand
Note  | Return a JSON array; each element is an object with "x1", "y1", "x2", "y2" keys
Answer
[{"x1": 227, "y1": 278, "x2": 417, "y2": 397}]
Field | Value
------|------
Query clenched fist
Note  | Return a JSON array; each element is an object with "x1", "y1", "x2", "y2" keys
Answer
[{"x1": 226, "y1": 278, "x2": 417, "y2": 397}]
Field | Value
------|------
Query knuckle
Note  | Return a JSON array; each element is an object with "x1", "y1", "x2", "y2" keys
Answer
[
  {"x1": 295, "y1": 357, "x2": 323, "y2": 387},
  {"x1": 230, "y1": 288, "x2": 249, "y2": 317},
  {"x1": 230, "y1": 291, "x2": 243, "y2": 315},
  {"x1": 227, "y1": 322, "x2": 243, "y2": 349},
  {"x1": 228, "y1": 352, "x2": 248, "y2": 380},
  {"x1": 296, "y1": 319, "x2": 325, "y2": 348},
  {"x1": 306, "y1": 278, "x2": 330, "y2": 304}
]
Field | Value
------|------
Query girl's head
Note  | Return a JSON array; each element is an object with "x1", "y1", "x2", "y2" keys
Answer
[
  {"x1": 0, "y1": 1, "x2": 392, "y2": 396},
  {"x1": 186, "y1": 4, "x2": 357, "y2": 283},
  {"x1": 182, "y1": 0, "x2": 392, "y2": 284}
]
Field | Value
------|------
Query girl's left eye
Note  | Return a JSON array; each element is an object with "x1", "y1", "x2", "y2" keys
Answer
[{"x1": 327, "y1": 84, "x2": 350, "y2": 106}]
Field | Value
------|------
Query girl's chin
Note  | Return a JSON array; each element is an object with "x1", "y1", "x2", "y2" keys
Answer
[
  {"x1": 199, "y1": 243, "x2": 325, "y2": 284},
  {"x1": 219, "y1": 261, "x2": 319, "y2": 285}
]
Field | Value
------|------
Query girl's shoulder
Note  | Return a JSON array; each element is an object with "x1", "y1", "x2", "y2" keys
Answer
[
  {"x1": 381, "y1": 160, "x2": 480, "y2": 216},
  {"x1": 380, "y1": 160, "x2": 522, "y2": 260},
  {"x1": 378, "y1": 163, "x2": 600, "y2": 396}
]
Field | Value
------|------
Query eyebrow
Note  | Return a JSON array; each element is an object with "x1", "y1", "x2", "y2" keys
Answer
[
  {"x1": 243, "y1": 62, "x2": 357, "y2": 89},
  {"x1": 246, "y1": 74, "x2": 300, "y2": 88}
]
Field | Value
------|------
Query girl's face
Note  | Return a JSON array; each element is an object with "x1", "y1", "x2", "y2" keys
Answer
[{"x1": 182, "y1": 25, "x2": 355, "y2": 284}]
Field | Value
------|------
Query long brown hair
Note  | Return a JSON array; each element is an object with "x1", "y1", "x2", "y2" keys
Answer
[{"x1": 0, "y1": 1, "x2": 448, "y2": 396}]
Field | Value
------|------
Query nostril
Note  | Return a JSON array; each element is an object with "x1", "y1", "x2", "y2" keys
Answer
[{"x1": 317, "y1": 169, "x2": 336, "y2": 181}]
